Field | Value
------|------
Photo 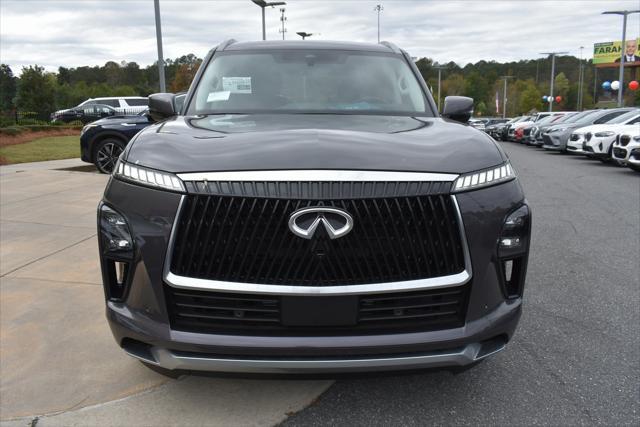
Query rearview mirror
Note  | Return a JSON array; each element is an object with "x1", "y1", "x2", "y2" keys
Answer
[
  {"x1": 442, "y1": 96, "x2": 474, "y2": 123},
  {"x1": 148, "y1": 93, "x2": 177, "y2": 121}
]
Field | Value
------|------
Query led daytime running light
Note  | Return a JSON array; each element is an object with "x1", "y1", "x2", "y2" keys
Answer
[
  {"x1": 453, "y1": 162, "x2": 515, "y2": 192},
  {"x1": 115, "y1": 161, "x2": 185, "y2": 192}
]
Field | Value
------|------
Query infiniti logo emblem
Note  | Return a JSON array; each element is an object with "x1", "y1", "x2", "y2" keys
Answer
[{"x1": 288, "y1": 207, "x2": 354, "y2": 240}]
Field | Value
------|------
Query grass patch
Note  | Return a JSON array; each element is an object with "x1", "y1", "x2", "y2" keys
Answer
[{"x1": 0, "y1": 135, "x2": 80, "y2": 165}]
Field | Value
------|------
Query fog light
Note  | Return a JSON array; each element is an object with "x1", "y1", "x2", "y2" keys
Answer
[{"x1": 500, "y1": 237, "x2": 521, "y2": 249}]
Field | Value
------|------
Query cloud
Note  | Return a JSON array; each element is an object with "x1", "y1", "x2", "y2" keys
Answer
[{"x1": 1, "y1": 0, "x2": 639, "y2": 73}]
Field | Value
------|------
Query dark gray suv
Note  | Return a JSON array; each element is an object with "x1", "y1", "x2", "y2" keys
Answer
[{"x1": 98, "y1": 40, "x2": 531, "y2": 374}]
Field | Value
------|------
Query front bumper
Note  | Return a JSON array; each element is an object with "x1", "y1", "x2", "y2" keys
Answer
[
  {"x1": 542, "y1": 132, "x2": 569, "y2": 151},
  {"x1": 111, "y1": 300, "x2": 518, "y2": 373},
  {"x1": 101, "y1": 178, "x2": 528, "y2": 373}
]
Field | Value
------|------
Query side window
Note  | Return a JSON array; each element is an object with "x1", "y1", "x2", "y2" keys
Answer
[
  {"x1": 124, "y1": 99, "x2": 149, "y2": 106},
  {"x1": 100, "y1": 99, "x2": 120, "y2": 108},
  {"x1": 627, "y1": 117, "x2": 640, "y2": 125},
  {"x1": 594, "y1": 112, "x2": 624, "y2": 124}
]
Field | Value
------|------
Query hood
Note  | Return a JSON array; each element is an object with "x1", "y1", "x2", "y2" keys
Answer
[
  {"x1": 92, "y1": 114, "x2": 150, "y2": 127},
  {"x1": 125, "y1": 114, "x2": 507, "y2": 174},
  {"x1": 574, "y1": 123, "x2": 636, "y2": 134}
]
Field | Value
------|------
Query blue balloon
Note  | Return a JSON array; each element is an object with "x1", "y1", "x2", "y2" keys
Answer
[
  {"x1": 602, "y1": 81, "x2": 611, "y2": 90},
  {"x1": 542, "y1": 96, "x2": 547, "y2": 101}
]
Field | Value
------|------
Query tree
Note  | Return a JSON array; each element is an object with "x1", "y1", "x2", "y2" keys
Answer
[
  {"x1": 554, "y1": 72, "x2": 570, "y2": 98},
  {"x1": 16, "y1": 65, "x2": 57, "y2": 115},
  {"x1": 519, "y1": 80, "x2": 542, "y2": 113},
  {"x1": 0, "y1": 64, "x2": 17, "y2": 111},
  {"x1": 464, "y1": 71, "x2": 490, "y2": 109},
  {"x1": 170, "y1": 62, "x2": 201, "y2": 93}
]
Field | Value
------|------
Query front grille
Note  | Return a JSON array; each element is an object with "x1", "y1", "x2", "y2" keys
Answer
[
  {"x1": 585, "y1": 132, "x2": 592, "y2": 142},
  {"x1": 165, "y1": 285, "x2": 469, "y2": 336},
  {"x1": 542, "y1": 134, "x2": 555, "y2": 146},
  {"x1": 170, "y1": 193, "x2": 466, "y2": 286},
  {"x1": 613, "y1": 147, "x2": 627, "y2": 159},
  {"x1": 620, "y1": 135, "x2": 631, "y2": 147}
]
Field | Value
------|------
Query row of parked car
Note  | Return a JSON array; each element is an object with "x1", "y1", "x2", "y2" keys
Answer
[{"x1": 484, "y1": 108, "x2": 640, "y2": 172}]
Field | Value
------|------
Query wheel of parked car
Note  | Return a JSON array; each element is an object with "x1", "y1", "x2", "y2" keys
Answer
[{"x1": 94, "y1": 138, "x2": 126, "y2": 174}]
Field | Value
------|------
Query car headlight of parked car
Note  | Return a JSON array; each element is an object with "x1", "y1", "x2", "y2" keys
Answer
[
  {"x1": 114, "y1": 160, "x2": 185, "y2": 192},
  {"x1": 453, "y1": 161, "x2": 515, "y2": 193},
  {"x1": 80, "y1": 124, "x2": 97, "y2": 136},
  {"x1": 594, "y1": 131, "x2": 615, "y2": 137}
]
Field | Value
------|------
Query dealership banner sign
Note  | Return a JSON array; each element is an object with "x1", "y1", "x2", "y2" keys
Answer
[{"x1": 593, "y1": 38, "x2": 640, "y2": 65}]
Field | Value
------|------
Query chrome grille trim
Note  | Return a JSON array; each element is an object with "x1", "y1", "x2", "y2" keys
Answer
[
  {"x1": 177, "y1": 170, "x2": 459, "y2": 182},
  {"x1": 163, "y1": 194, "x2": 472, "y2": 295}
]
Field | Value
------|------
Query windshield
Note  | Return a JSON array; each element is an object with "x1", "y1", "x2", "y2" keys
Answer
[
  {"x1": 562, "y1": 110, "x2": 596, "y2": 124},
  {"x1": 188, "y1": 50, "x2": 430, "y2": 116},
  {"x1": 607, "y1": 109, "x2": 640, "y2": 124}
]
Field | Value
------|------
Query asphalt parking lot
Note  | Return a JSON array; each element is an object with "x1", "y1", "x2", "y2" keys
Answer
[{"x1": 1, "y1": 143, "x2": 638, "y2": 426}]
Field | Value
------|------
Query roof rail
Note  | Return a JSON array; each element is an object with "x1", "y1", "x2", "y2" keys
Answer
[
  {"x1": 380, "y1": 41, "x2": 401, "y2": 54},
  {"x1": 218, "y1": 39, "x2": 238, "y2": 51}
]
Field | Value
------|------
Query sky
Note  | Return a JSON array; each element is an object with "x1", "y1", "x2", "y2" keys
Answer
[{"x1": 1, "y1": 0, "x2": 639, "y2": 73}]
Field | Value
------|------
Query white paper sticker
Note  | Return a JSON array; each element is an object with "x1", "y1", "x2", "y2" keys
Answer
[
  {"x1": 223, "y1": 77, "x2": 252, "y2": 94},
  {"x1": 207, "y1": 91, "x2": 230, "y2": 102}
]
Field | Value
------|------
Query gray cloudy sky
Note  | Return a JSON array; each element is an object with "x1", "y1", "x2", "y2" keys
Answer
[{"x1": 1, "y1": 0, "x2": 639, "y2": 73}]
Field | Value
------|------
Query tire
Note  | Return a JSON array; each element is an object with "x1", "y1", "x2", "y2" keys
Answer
[{"x1": 94, "y1": 138, "x2": 126, "y2": 174}]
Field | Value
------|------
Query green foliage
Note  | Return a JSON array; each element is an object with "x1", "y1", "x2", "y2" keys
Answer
[
  {"x1": 519, "y1": 80, "x2": 542, "y2": 113},
  {"x1": 554, "y1": 72, "x2": 570, "y2": 98},
  {"x1": 0, "y1": 64, "x2": 17, "y2": 111},
  {"x1": 16, "y1": 65, "x2": 57, "y2": 116}
]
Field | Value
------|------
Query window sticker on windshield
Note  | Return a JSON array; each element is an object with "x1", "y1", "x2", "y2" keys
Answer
[
  {"x1": 207, "y1": 91, "x2": 230, "y2": 102},
  {"x1": 222, "y1": 77, "x2": 252, "y2": 94}
]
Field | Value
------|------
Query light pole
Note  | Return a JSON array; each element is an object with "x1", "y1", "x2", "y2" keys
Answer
[
  {"x1": 540, "y1": 51, "x2": 568, "y2": 112},
  {"x1": 296, "y1": 32, "x2": 313, "y2": 40},
  {"x1": 577, "y1": 46, "x2": 584, "y2": 110},
  {"x1": 433, "y1": 65, "x2": 447, "y2": 111},
  {"x1": 374, "y1": 4, "x2": 383, "y2": 43},
  {"x1": 279, "y1": 7, "x2": 287, "y2": 40},
  {"x1": 602, "y1": 10, "x2": 640, "y2": 107},
  {"x1": 500, "y1": 75, "x2": 514, "y2": 119},
  {"x1": 251, "y1": 0, "x2": 286, "y2": 41},
  {"x1": 153, "y1": 0, "x2": 165, "y2": 92}
]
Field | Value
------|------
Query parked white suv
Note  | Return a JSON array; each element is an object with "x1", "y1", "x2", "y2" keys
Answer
[
  {"x1": 567, "y1": 109, "x2": 640, "y2": 160},
  {"x1": 52, "y1": 97, "x2": 148, "y2": 119},
  {"x1": 612, "y1": 126, "x2": 640, "y2": 172}
]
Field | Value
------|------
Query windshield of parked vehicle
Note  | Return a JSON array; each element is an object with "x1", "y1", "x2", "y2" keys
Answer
[
  {"x1": 561, "y1": 110, "x2": 596, "y2": 124},
  {"x1": 606, "y1": 109, "x2": 640, "y2": 124},
  {"x1": 188, "y1": 50, "x2": 431, "y2": 116}
]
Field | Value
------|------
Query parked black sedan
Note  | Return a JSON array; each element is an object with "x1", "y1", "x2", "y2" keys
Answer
[
  {"x1": 80, "y1": 110, "x2": 153, "y2": 173},
  {"x1": 52, "y1": 104, "x2": 117, "y2": 124}
]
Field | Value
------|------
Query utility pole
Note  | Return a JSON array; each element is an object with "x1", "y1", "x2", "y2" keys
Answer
[
  {"x1": 434, "y1": 65, "x2": 447, "y2": 111},
  {"x1": 500, "y1": 76, "x2": 514, "y2": 119},
  {"x1": 602, "y1": 9, "x2": 640, "y2": 107},
  {"x1": 279, "y1": 7, "x2": 287, "y2": 40},
  {"x1": 540, "y1": 51, "x2": 568, "y2": 112},
  {"x1": 374, "y1": 4, "x2": 383, "y2": 43},
  {"x1": 251, "y1": 1, "x2": 286, "y2": 41},
  {"x1": 153, "y1": 0, "x2": 166, "y2": 92},
  {"x1": 577, "y1": 46, "x2": 584, "y2": 110}
]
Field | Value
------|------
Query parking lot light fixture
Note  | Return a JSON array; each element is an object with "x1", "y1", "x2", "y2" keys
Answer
[
  {"x1": 602, "y1": 10, "x2": 640, "y2": 107},
  {"x1": 296, "y1": 32, "x2": 313, "y2": 40},
  {"x1": 251, "y1": 0, "x2": 286, "y2": 41},
  {"x1": 540, "y1": 51, "x2": 569, "y2": 112}
]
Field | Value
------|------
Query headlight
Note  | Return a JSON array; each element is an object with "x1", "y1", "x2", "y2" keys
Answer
[
  {"x1": 80, "y1": 124, "x2": 97, "y2": 136},
  {"x1": 594, "y1": 131, "x2": 615, "y2": 137},
  {"x1": 551, "y1": 127, "x2": 567, "y2": 133},
  {"x1": 99, "y1": 204, "x2": 134, "y2": 259},
  {"x1": 114, "y1": 160, "x2": 185, "y2": 192},
  {"x1": 453, "y1": 161, "x2": 516, "y2": 193}
]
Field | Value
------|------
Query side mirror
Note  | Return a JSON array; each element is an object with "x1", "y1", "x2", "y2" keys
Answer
[
  {"x1": 148, "y1": 93, "x2": 177, "y2": 121},
  {"x1": 442, "y1": 96, "x2": 474, "y2": 123}
]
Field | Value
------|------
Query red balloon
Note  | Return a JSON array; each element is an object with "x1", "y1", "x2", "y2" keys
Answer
[
  {"x1": 629, "y1": 81, "x2": 639, "y2": 91},
  {"x1": 555, "y1": 96, "x2": 562, "y2": 103}
]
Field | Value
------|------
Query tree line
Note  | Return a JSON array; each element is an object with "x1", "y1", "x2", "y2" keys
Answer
[{"x1": 1, "y1": 53, "x2": 638, "y2": 121}]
